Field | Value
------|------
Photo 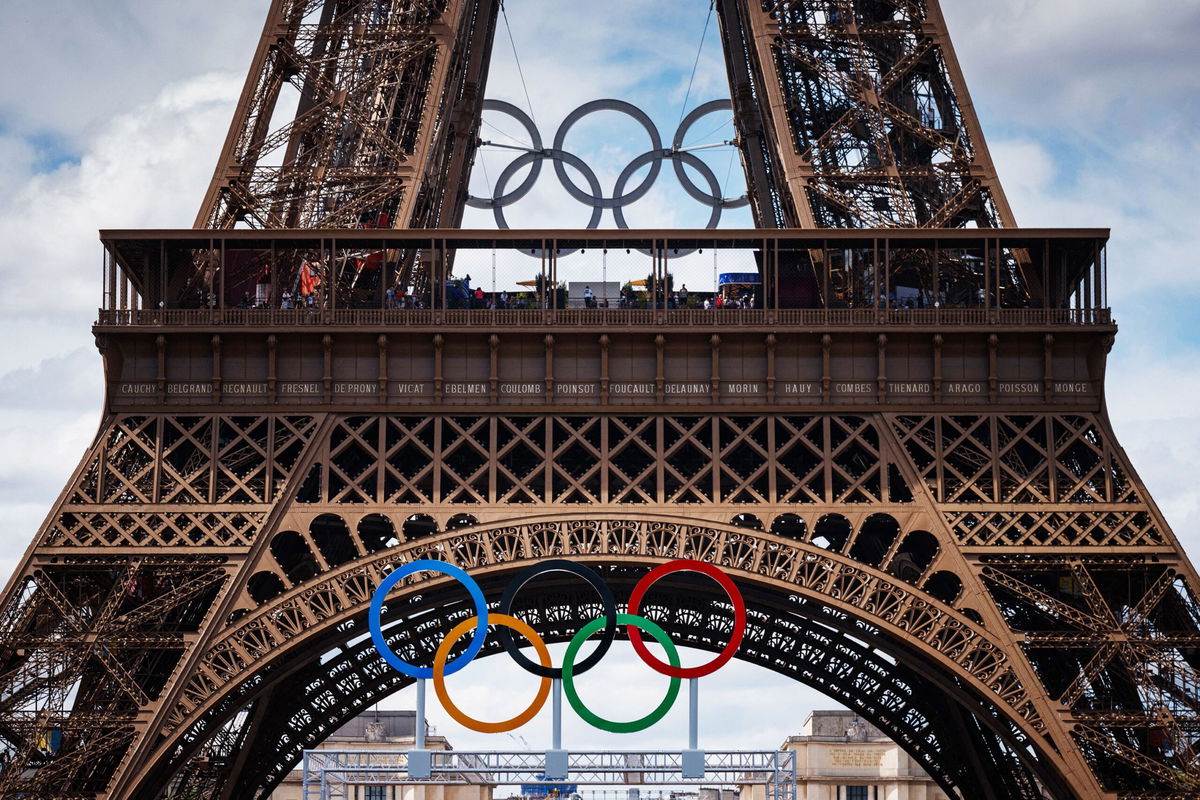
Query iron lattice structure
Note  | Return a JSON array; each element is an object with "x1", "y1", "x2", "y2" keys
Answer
[
  {"x1": 5, "y1": 391, "x2": 1200, "y2": 799},
  {"x1": 0, "y1": 3, "x2": 1198, "y2": 800},
  {"x1": 196, "y1": 0, "x2": 499, "y2": 232},
  {"x1": 718, "y1": 0, "x2": 1015, "y2": 229},
  {"x1": 196, "y1": 0, "x2": 1013, "y2": 239}
]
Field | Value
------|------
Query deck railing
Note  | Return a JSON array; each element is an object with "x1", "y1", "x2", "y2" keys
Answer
[{"x1": 96, "y1": 306, "x2": 1113, "y2": 328}]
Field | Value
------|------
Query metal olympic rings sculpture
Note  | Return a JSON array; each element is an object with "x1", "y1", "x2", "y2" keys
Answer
[
  {"x1": 466, "y1": 98, "x2": 749, "y2": 240},
  {"x1": 368, "y1": 558, "x2": 746, "y2": 735}
]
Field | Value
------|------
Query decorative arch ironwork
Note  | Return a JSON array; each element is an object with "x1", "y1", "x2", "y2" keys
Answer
[{"x1": 125, "y1": 515, "x2": 1068, "y2": 800}]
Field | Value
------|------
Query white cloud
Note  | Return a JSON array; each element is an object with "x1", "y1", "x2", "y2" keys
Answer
[
  {"x1": 1105, "y1": 348, "x2": 1200, "y2": 556},
  {"x1": 942, "y1": 1, "x2": 1200, "y2": 134},
  {"x1": 0, "y1": 71, "x2": 242, "y2": 578},
  {"x1": 484, "y1": 1, "x2": 729, "y2": 128},
  {"x1": 0, "y1": 0, "x2": 262, "y2": 146},
  {"x1": 0, "y1": 135, "x2": 37, "y2": 193},
  {"x1": 985, "y1": 134, "x2": 1200, "y2": 567},
  {"x1": 0, "y1": 347, "x2": 105, "y2": 579},
  {"x1": 944, "y1": 1, "x2": 1200, "y2": 321},
  {"x1": 0, "y1": 72, "x2": 242, "y2": 371}
]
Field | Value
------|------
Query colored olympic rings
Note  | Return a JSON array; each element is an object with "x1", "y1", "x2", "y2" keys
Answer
[
  {"x1": 496, "y1": 560, "x2": 618, "y2": 679},
  {"x1": 369, "y1": 560, "x2": 489, "y2": 679},
  {"x1": 434, "y1": 613, "x2": 552, "y2": 733},
  {"x1": 369, "y1": 557, "x2": 746, "y2": 734},
  {"x1": 627, "y1": 559, "x2": 747, "y2": 679},
  {"x1": 563, "y1": 613, "x2": 681, "y2": 733},
  {"x1": 466, "y1": 98, "x2": 749, "y2": 244}
]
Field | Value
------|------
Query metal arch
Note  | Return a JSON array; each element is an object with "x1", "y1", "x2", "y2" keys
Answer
[
  {"x1": 26, "y1": 404, "x2": 1196, "y2": 799},
  {"x1": 126, "y1": 517, "x2": 1076, "y2": 800},
  {"x1": 467, "y1": 97, "x2": 748, "y2": 243},
  {"x1": 156, "y1": 517, "x2": 1034, "y2": 740},
  {"x1": 145, "y1": 569, "x2": 1055, "y2": 800}
]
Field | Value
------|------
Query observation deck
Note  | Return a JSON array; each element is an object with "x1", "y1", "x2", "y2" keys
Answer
[{"x1": 95, "y1": 228, "x2": 1113, "y2": 411}]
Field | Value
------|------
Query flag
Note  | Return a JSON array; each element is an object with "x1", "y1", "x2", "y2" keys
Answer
[{"x1": 300, "y1": 261, "x2": 321, "y2": 296}]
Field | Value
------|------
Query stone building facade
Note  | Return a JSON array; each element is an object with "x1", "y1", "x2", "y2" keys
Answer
[{"x1": 743, "y1": 712, "x2": 950, "y2": 800}]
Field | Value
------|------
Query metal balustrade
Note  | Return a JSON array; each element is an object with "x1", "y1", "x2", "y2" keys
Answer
[
  {"x1": 99, "y1": 229, "x2": 1112, "y2": 332},
  {"x1": 96, "y1": 306, "x2": 1113, "y2": 328}
]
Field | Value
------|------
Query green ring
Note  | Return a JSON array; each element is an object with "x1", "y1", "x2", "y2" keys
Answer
[{"x1": 562, "y1": 613, "x2": 681, "y2": 733}]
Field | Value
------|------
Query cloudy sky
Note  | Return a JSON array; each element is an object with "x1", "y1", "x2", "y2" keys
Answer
[{"x1": 0, "y1": 0, "x2": 1198, "y2": 752}]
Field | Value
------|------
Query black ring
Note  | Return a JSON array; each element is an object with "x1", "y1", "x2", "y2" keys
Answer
[
  {"x1": 492, "y1": 149, "x2": 604, "y2": 233},
  {"x1": 496, "y1": 559, "x2": 617, "y2": 679},
  {"x1": 491, "y1": 150, "x2": 602, "y2": 257},
  {"x1": 613, "y1": 150, "x2": 720, "y2": 257}
]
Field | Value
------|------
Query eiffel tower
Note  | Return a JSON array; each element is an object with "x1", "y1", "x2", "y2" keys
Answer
[{"x1": 2, "y1": 2, "x2": 1198, "y2": 799}]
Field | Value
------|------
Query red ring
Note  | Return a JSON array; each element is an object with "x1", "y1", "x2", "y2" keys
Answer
[{"x1": 626, "y1": 559, "x2": 746, "y2": 678}]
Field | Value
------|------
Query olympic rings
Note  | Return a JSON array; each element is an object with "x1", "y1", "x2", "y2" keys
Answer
[
  {"x1": 467, "y1": 97, "x2": 749, "y2": 242},
  {"x1": 627, "y1": 559, "x2": 747, "y2": 679},
  {"x1": 369, "y1": 560, "x2": 489, "y2": 679},
  {"x1": 673, "y1": 101, "x2": 741, "y2": 209},
  {"x1": 551, "y1": 100, "x2": 664, "y2": 208},
  {"x1": 562, "y1": 614, "x2": 681, "y2": 734},
  {"x1": 473, "y1": 100, "x2": 544, "y2": 208},
  {"x1": 496, "y1": 560, "x2": 617, "y2": 679},
  {"x1": 368, "y1": 558, "x2": 747, "y2": 733},
  {"x1": 433, "y1": 613, "x2": 552, "y2": 733}
]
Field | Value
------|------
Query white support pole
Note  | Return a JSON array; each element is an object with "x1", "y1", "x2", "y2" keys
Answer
[
  {"x1": 546, "y1": 678, "x2": 568, "y2": 779},
  {"x1": 553, "y1": 678, "x2": 563, "y2": 750},
  {"x1": 602, "y1": 249, "x2": 608, "y2": 306},
  {"x1": 682, "y1": 678, "x2": 704, "y2": 779},
  {"x1": 713, "y1": 247, "x2": 718, "y2": 302},
  {"x1": 689, "y1": 678, "x2": 699, "y2": 749},
  {"x1": 416, "y1": 678, "x2": 427, "y2": 749}
]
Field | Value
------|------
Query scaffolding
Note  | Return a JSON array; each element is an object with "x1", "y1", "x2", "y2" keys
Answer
[{"x1": 301, "y1": 750, "x2": 796, "y2": 800}]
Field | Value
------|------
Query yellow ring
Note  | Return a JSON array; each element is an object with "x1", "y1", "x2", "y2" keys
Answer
[{"x1": 432, "y1": 613, "x2": 552, "y2": 733}]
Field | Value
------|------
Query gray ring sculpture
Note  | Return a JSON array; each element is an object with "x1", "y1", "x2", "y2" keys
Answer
[
  {"x1": 465, "y1": 100, "x2": 544, "y2": 210},
  {"x1": 552, "y1": 99, "x2": 664, "y2": 208},
  {"x1": 467, "y1": 97, "x2": 749, "y2": 255},
  {"x1": 673, "y1": 99, "x2": 746, "y2": 209}
]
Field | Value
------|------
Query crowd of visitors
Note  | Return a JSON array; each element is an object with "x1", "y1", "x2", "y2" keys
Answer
[{"x1": 209, "y1": 263, "x2": 1021, "y2": 312}]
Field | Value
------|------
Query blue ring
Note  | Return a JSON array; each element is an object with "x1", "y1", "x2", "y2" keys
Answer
[{"x1": 369, "y1": 560, "x2": 489, "y2": 679}]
